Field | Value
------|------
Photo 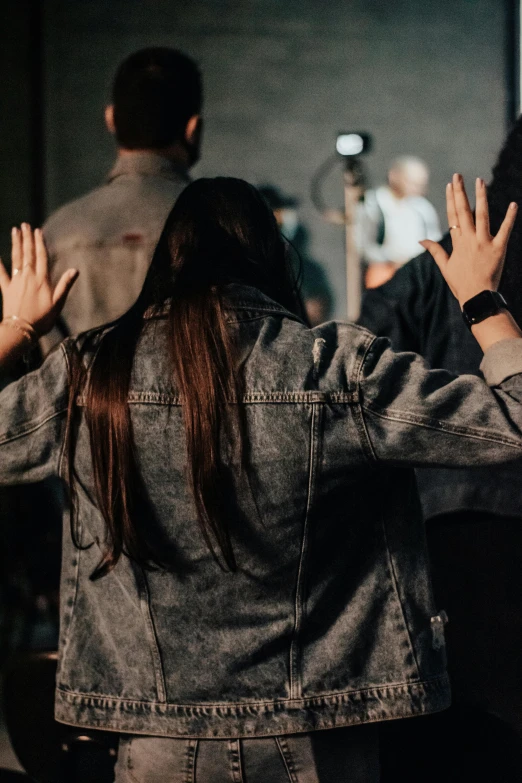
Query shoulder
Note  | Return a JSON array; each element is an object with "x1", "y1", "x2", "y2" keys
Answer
[
  {"x1": 246, "y1": 316, "x2": 376, "y2": 394},
  {"x1": 43, "y1": 184, "x2": 110, "y2": 243},
  {"x1": 410, "y1": 195, "x2": 438, "y2": 217},
  {"x1": 365, "y1": 187, "x2": 386, "y2": 206},
  {"x1": 45, "y1": 176, "x2": 185, "y2": 249}
]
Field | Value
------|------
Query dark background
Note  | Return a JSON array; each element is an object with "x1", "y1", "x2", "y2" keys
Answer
[{"x1": 0, "y1": 0, "x2": 515, "y2": 317}]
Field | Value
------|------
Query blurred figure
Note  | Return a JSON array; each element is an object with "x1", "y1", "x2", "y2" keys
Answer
[
  {"x1": 359, "y1": 120, "x2": 522, "y2": 780},
  {"x1": 363, "y1": 156, "x2": 441, "y2": 288},
  {"x1": 258, "y1": 185, "x2": 333, "y2": 325},
  {"x1": 44, "y1": 47, "x2": 203, "y2": 344}
]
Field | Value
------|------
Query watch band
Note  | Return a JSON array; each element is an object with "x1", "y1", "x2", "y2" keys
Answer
[{"x1": 461, "y1": 290, "x2": 509, "y2": 330}]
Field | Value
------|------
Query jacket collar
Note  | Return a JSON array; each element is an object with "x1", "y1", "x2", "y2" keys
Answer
[
  {"x1": 222, "y1": 284, "x2": 303, "y2": 321},
  {"x1": 107, "y1": 151, "x2": 190, "y2": 184},
  {"x1": 144, "y1": 284, "x2": 305, "y2": 324}
]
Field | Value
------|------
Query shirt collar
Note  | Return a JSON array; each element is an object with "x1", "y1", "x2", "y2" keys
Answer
[{"x1": 107, "y1": 151, "x2": 190, "y2": 184}]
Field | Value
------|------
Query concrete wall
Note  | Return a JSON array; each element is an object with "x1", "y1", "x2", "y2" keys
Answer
[{"x1": 2, "y1": 0, "x2": 513, "y2": 316}]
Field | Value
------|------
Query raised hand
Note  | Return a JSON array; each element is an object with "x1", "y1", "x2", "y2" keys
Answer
[
  {"x1": 420, "y1": 173, "x2": 517, "y2": 307},
  {"x1": 0, "y1": 223, "x2": 78, "y2": 337}
]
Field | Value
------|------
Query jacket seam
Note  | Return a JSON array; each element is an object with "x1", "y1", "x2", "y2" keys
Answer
[
  {"x1": 118, "y1": 392, "x2": 358, "y2": 406},
  {"x1": 226, "y1": 315, "x2": 271, "y2": 324},
  {"x1": 362, "y1": 403, "x2": 522, "y2": 450},
  {"x1": 354, "y1": 336, "x2": 380, "y2": 463},
  {"x1": 136, "y1": 567, "x2": 167, "y2": 703},
  {"x1": 185, "y1": 739, "x2": 198, "y2": 783},
  {"x1": 55, "y1": 673, "x2": 448, "y2": 707},
  {"x1": 125, "y1": 744, "x2": 141, "y2": 783},
  {"x1": 57, "y1": 533, "x2": 82, "y2": 681},
  {"x1": 380, "y1": 514, "x2": 421, "y2": 677},
  {"x1": 275, "y1": 737, "x2": 297, "y2": 783},
  {"x1": 0, "y1": 405, "x2": 68, "y2": 446},
  {"x1": 58, "y1": 342, "x2": 71, "y2": 478},
  {"x1": 229, "y1": 738, "x2": 244, "y2": 783},
  {"x1": 289, "y1": 403, "x2": 320, "y2": 699}
]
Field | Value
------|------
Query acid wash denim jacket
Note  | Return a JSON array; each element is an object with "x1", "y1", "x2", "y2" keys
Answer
[{"x1": 2, "y1": 285, "x2": 522, "y2": 739}]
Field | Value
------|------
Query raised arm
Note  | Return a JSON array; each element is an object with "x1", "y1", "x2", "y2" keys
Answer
[
  {"x1": 420, "y1": 174, "x2": 521, "y2": 350},
  {"x1": 358, "y1": 174, "x2": 522, "y2": 468}
]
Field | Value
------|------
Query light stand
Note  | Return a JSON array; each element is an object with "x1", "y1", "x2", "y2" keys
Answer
[{"x1": 343, "y1": 158, "x2": 362, "y2": 321}]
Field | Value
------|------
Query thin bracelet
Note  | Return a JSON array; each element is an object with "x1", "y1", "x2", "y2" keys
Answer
[
  {"x1": 0, "y1": 317, "x2": 37, "y2": 348},
  {"x1": 5, "y1": 315, "x2": 38, "y2": 342}
]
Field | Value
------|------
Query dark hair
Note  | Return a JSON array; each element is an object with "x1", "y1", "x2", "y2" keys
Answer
[
  {"x1": 66, "y1": 178, "x2": 304, "y2": 579},
  {"x1": 488, "y1": 115, "x2": 522, "y2": 326},
  {"x1": 112, "y1": 47, "x2": 203, "y2": 149}
]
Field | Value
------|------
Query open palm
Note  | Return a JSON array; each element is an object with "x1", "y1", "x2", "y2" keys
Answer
[{"x1": 0, "y1": 223, "x2": 78, "y2": 337}]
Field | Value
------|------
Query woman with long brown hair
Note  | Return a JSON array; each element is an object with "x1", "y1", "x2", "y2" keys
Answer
[{"x1": 0, "y1": 174, "x2": 521, "y2": 781}]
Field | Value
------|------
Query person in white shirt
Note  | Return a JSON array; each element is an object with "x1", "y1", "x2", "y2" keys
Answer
[{"x1": 363, "y1": 156, "x2": 441, "y2": 288}]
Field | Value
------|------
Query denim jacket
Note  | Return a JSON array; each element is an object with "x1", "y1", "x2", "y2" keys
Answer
[
  {"x1": 359, "y1": 235, "x2": 522, "y2": 521},
  {"x1": 3, "y1": 285, "x2": 522, "y2": 738}
]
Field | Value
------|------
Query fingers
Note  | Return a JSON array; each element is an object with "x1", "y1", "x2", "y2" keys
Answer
[
  {"x1": 419, "y1": 239, "x2": 449, "y2": 272},
  {"x1": 452, "y1": 173, "x2": 475, "y2": 233},
  {"x1": 11, "y1": 228, "x2": 22, "y2": 274},
  {"x1": 446, "y1": 183, "x2": 459, "y2": 235},
  {"x1": 34, "y1": 228, "x2": 48, "y2": 280},
  {"x1": 52, "y1": 269, "x2": 79, "y2": 312},
  {"x1": 0, "y1": 258, "x2": 10, "y2": 293},
  {"x1": 494, "y1": 201, "x2": 518, "y2": 250},
  {"x1": 475, "y1": 177, "x2": 490, "y2": 241},
  {"x1": 21, "y1": 223, "x2": 36, "y2": 270}
]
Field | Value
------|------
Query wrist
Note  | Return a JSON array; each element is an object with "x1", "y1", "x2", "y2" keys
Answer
[
  {"x1": 470, "y1": 311, "x2": 522, "y2": 353},
  {"x1": 461, "y1": 290, "x2": 508, "y2": 330},
  {"x1": 0, "y1": 321, "x2": 32, "y2": 361},
  {"x1": 1, "y1": 315, "x2": 38, "y2": 345}
]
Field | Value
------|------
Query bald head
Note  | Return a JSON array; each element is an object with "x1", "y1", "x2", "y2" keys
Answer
[{"x1": 388, "y1": 156, "x2": 430, "y2": 199}]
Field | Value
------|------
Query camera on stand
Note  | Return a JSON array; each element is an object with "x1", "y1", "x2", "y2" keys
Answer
[
  {"x1": 336, "y1": 133, "x2": 372, "y2": 158},
  {"x1": 336, "y1": 133, "x2": 373, "y2": 320},
  {"x1": 310, "y1": 132, "x2": 373, "y2": 320}
]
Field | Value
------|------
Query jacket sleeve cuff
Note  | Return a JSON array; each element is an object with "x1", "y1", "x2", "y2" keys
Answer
[{"x1": 480, "y1": 338, "x2": 522, "y2": 386}]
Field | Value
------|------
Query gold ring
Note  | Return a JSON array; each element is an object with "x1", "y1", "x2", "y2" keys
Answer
[{"x1": 449, "y1": 225, "x2": 460, "y2": 231}]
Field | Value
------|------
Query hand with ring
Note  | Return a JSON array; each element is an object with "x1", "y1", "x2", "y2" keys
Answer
[
  {"x1": 0, "y1": 223, "x2": 78, "y2": 338},
  {"x1": 420, "y1": 173, "x2": 517, "y2": 307}
]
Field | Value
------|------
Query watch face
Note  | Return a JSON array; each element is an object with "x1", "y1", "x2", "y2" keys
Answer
[{"x1": 463, "y1": 290, "x2": 506, "y2": 325}]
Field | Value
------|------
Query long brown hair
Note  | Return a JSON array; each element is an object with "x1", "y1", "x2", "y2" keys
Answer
[{"x1": 66, "y1": 178, "x2": 304, "y2": 579}]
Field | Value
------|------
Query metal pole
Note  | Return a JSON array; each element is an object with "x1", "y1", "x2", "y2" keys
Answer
[{"x1": 344, "y1": 163, "x2": 362, "y2": 321}]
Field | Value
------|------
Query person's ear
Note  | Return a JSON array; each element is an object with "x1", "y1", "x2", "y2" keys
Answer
[
  {"x1": 105, "y1": 105, "x2": 116, "y2": 135},
  {"x1": 185, "y1": 114, "x2": 202, "y2": 146}
]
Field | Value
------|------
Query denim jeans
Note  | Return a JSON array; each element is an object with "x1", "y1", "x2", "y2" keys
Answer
[{"x1": 114, "y1": 725, "x2": 380, "y2": 782}]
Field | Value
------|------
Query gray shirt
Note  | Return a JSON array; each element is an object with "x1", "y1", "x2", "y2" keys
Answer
[{"x1": 44, "y1": 151, "x2": 189, "y2": 336}]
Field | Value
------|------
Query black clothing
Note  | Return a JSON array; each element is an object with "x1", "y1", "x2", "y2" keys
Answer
[{"x1": 359, "y1": 235, "x2": 522, "y2": 521}]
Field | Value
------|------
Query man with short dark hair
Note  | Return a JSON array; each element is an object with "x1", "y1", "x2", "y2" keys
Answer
[{"x1": 44, "y1": 47, "x2": 203, "y2": 338}]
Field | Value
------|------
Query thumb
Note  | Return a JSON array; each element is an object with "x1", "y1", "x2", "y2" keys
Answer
[
  {"x1": 52, "y1": 269, "x2": 79, "y2": 312},
  {"x1": 419, "y1": 240, "x2": 449, "y2": 274}
]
